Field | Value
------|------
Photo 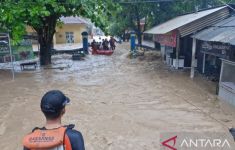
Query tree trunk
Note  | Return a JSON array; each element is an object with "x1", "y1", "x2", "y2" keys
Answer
[
  {"x1": 39, "y1": 41, "x2": 52, "y2": 65},
  {"x1": 202, "y1": 0, "x2": 208, "y2": 9},
  {"x1": 134, "y1": 5, "x2": 142, "y2": 45},
  {"x1": 33, "y1": 16, "x2": 57, "y2": 65},
  {"x1": 143, "y1": 16, "x2": 147, "y2": 32}
]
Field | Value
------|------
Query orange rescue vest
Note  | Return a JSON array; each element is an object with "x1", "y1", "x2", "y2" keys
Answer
[{"x1": 23, "y1": 126, "x2": 72, "y2": 150}]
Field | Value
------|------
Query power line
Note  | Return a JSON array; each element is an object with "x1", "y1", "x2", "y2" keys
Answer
[
  {"x1": 0, "y1": 1, "x2": 80, "y2": 5},
  {"x1": 115, "y1": 0, "x2": 173, "y2": 3}
]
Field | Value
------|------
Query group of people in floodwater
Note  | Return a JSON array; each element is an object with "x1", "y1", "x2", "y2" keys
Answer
[{"x1": 91, "y1": 37, "x2": 117, "y2": 51}]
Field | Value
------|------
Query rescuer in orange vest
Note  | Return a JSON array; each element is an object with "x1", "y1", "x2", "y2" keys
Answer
[{"x1": 23, "y1": 90, "x2": 85, "y2": 150}]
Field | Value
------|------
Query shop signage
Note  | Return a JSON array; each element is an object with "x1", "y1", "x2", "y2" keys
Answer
[
  {"x1": 154, "y1": 31, "x2": 177, "y2": 47},
  {"x1": 201, "y1": 42, "x2": 231, "y2": 58}
]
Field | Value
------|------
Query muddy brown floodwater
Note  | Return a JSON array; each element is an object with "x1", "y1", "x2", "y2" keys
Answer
[{"x1": 0, "y1": 43, "x2": 235, "y2": 150}]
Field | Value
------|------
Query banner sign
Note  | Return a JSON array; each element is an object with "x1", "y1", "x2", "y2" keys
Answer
[
  {"x1": 0, "y1": 34, "x2": 9, "y2": 53},
  {"x1": 201, "y1": 41, "x2": 231, "y2": 59},
  {"x1": 0, "y1": 41, "x2": 9, "y2": 54},
  {"x1": 0, "y1": 38, "x2": 33, "y2": 63},
  {"x1": 154, "y1": 31, "x2": 177, "y2": 47}
]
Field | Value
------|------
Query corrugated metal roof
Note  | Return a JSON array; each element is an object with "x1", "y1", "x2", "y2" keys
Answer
[
  {"x1": 144, "y1": 6, "x2": 227, "y2": 35},
  {"x1": 192, "y1": 16, "x2": 235, "y2": 45},
  {"x1": 60, "y1": 16, "x2": 87, "y2": 24},
  {"x1": 178, "y1": 8, "x2": 229, "y2": 37},
  {"x1": 214, "y1": 15, "x2": 235, "y2": 26}
]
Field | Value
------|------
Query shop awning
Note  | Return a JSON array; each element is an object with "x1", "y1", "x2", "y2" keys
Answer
[
  {"x1": 192, "y1": 16, "x2": 235, "y2": 45},
  {"x1": 144, "y1": 6, "x2": 228, "y2": 37}
]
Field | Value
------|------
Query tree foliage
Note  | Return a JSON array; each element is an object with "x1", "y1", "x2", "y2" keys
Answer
[
  {"x1": 172, "y1": 0, "x2": 235, "y2": 14},
  {"x1": 108, "y1": 0, "x2": 235, "y2": 42},
  {"x1": 0, "y1": 0, "x2": 117, "y2": 65},
  {"x1": 108, "y1": 1, "x2": 173, "y2": 44}
]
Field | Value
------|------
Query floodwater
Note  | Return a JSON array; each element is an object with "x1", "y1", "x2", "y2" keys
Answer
[{"x1": 0, "y1": 43, "x2": 235, "y2": 149}]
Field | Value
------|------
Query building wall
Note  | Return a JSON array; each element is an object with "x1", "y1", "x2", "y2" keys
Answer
[
  {"x1": 55, "y1": 24, "x2": 87, "y2": 44},
  {"x1": 25, "y1": 24, "x2": 87, "y2": 44},
  {"x1": 197, "y1": 40, "x2": 204, "y2": 73},
  {"x1": 25, "y1": 26, "x2": 38, "y2": 44},
  {"x1": 179, "y1": 36, "x2": 193, "y2": 67},
  {"x1": 26, "y1": 26, "x2": 35, "y2": 33},
  {"x1": 196, "y1": 40, "x2": 232, "y2": 80}
]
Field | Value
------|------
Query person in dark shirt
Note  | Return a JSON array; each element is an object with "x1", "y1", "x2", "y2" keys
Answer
[
  {"x1": 66, "y1": 127, "x2": 85, "y2": 150},
  {"x1": 104, "y1": 38, "x2": 109, "y2": 50},
  {"x1": 91, "y1": 39, "x2": 96, "y2": 50},
  {"x1": 23, "y1": 90, "x2": 85, "y2": 150},
  {"x1": 102, "y1": 39, "x2": 106, "y2": 50},
  {"x1": 109, "y1": 37, "x2": 117, "y2": 50}
]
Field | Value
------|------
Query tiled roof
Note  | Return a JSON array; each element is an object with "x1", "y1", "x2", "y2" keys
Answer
[{"x1": 60, "y1": 16, "x2": 87, "y2": 24}]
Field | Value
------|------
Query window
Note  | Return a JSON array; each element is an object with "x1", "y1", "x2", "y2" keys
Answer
[{"x1": 65, "y1": 32, "x2": 74, "y2": 43}]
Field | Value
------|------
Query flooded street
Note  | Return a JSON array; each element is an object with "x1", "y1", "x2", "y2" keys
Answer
[{"x1": 0, "y1": 43, "x2": 235, "y2": 150}]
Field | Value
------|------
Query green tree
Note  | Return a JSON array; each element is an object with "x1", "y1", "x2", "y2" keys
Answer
[
  {"x1": 109, "y1": 0, "x2": 235, "y2": 42},
  {"x1": 109, "y1": 1, "x2": 170, "y2": 45},
  {"x1": 0, "y1": 0, "x2": 116, "y2": 65},
  {"x1": 173, "y1": 0, "x2": 235, "y2": 14}
]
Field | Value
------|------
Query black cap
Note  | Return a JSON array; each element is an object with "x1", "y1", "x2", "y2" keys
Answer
[{"x1": 41, "y1": 90, "x2": 70, "y2": 114}]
